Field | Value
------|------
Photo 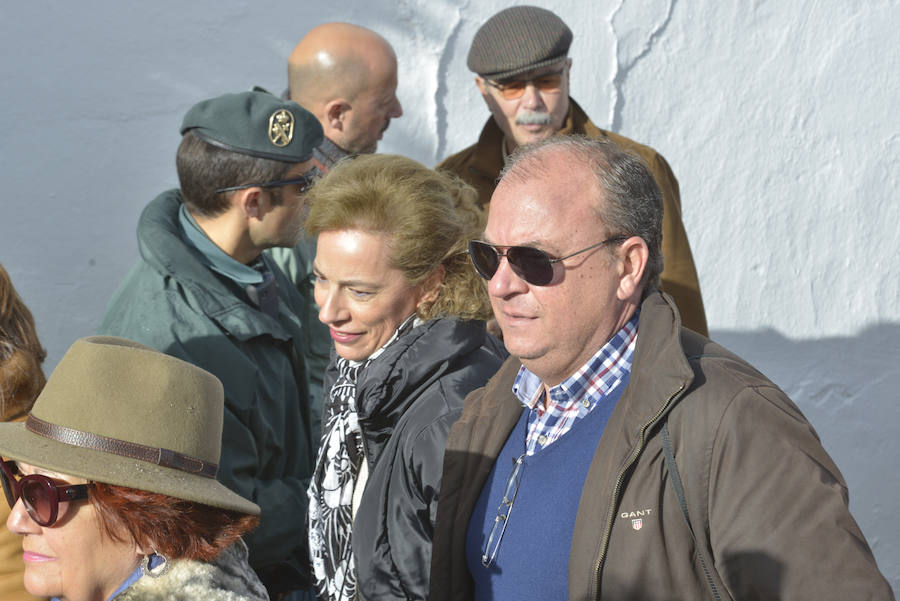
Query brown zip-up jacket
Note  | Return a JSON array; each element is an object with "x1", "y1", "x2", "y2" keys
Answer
[
  {"x1": 437, "y1": 99, "x2": 708, "y2": 337},
  {"x1": 430, "y1": 292, "x2": 894, "y2": 601}
]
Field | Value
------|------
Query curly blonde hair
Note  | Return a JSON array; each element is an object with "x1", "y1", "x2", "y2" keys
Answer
[
  {"x1": 0, "y1": 264, "x2": 46, "y2": 420},
  {"x1": 305, "y1": 155, "x2": 491, "y2": 321}
]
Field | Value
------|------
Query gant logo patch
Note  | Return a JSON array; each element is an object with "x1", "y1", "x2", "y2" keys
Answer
[{"x1": 620, "y1": 508, "x2": 653, "y2": 532}]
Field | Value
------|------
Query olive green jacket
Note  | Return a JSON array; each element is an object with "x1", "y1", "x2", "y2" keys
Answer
[
  {"x1": 437, "y1": 99, "x2": 708, "y2": 336},
  {"x1": 99, "y1": 190, "x2": 320, "y2": 595},
  {"x1": 266, "y1": 239, "x2": 329, "y2": 414}
]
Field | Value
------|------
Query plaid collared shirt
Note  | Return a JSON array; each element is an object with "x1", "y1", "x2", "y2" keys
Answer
[{"x1": 513, "y1": 312, "x2": 639, "y2": 456}]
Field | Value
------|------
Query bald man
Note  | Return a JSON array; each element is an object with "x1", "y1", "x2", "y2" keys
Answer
[
  {"x1": 288, "y1": 22, "x2": 403, "y2": 170},
  {"x1": 268, "y1": 23, "x2": 403, "y2": 417}
]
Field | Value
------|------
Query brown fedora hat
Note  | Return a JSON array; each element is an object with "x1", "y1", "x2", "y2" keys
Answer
[{"x1": 0, "y1": 336, "x2": 258, "y2": 515}]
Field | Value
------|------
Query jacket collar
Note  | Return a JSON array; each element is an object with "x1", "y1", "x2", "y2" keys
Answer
[
  {"x1": 466, "y1": 97, "x2": 607, "y2": 183},
  {"x1": 354, "y1": 318, "x2": 490, "y2": 463},
  {"x1": 617, "y1": 291, "x2": 695, "y2": 431},
  {"x1": 313, "y1": 136, "x2": 351, "y2": 172},
  {"x1": 492, "y1": 292, "x2": 695, "y2": 450},
  {"x1": 458, "y1": 291, "x2": 695, "y2": 475},
  {"x1": 136, "y1": 190, "x2": 296, "y2": 342}
]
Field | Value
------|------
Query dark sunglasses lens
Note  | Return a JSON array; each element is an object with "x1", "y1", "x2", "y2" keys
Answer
[
  {"x1": 507, "y1": 246, "x2": 553, "y2": 286},
  {"x1": 469, "y1": 241, "x2": 500, "y2": 280},
  {"x1": 21, "y1": 479, "x2": 54, "y2": 526}
]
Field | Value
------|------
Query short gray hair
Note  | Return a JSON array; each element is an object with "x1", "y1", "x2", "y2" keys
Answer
[{"x1": 499, "y1": 135, "x2": 664, "y2": 290}]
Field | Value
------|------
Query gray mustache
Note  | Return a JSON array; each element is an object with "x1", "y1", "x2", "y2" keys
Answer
[{"x1": 516, "y1": 111, "x2": 552, "y2": 126}]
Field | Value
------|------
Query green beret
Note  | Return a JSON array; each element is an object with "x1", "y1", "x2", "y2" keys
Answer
[
  {"x1": 467, "y1": 6, "x2": 572, "y2": 80},
  {"x1": 180, "y1": 91, "x2": 323, "y2": 163}
]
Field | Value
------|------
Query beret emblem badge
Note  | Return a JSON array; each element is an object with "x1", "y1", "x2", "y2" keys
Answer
[{"x1": 268, "y1": 109, "x2": 294, "y2": 147}]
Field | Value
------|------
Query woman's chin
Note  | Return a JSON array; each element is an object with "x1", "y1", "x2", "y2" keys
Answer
[
  {"x1": 335, "y1": 345, "x2": 369, "y2": 362},
  {"x1": 24, "y1": 570, "x2": 60, "y2": 600}
]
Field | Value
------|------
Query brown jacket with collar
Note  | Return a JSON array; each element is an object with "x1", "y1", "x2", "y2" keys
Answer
[
  {"x1": 430, "y1": 291, "x2": 894, "y2": 601},
  {"x1": 437, "y1": 99, "x2": 708, "y2": 336}
]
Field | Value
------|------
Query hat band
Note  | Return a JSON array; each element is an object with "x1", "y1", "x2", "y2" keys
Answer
[
  {"x1": 25, "y1": 414, "x2": 218, "y2": 479},
  {"x1": 192, "y1": 129, "x2": 313, "y2": 163}
]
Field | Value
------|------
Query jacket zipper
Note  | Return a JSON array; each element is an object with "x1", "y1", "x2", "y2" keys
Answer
[
  {"x1": 358, "y1": 418, "x2": 374, "y2": 472},
  {"x1": 590, "y1": 382, "x2": 686, "y2": 600}
]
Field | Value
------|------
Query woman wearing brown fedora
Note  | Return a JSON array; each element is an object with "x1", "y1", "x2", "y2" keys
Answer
[
  {"x1": 1, "y1": 264, "x2": 46, "y2": 601},
  {"x1": 0, "y1": 336, "x2": 269, "y2": 601},
  {"x1": 304, "y1": 155, "x2": 506, "y2": 601}
]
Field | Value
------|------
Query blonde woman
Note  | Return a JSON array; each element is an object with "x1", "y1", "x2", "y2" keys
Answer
[{"x1": 305, "y1": 155, "x2": 506, "y2": 601}]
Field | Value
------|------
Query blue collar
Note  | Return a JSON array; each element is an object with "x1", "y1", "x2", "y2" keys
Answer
[
  {"x1": 178, "y1": 204, "x2": 264, "y2": 286},
  {"x1": 52, "y1": 554, "x2": 164, "y2": 601}
]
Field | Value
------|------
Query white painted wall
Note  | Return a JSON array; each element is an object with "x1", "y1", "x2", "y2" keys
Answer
[{"x1": 1, "y1": 1, "x2": 897, "y2": 590}]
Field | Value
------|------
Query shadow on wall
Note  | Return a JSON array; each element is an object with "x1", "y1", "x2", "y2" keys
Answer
[{"x1": 712, "y1": 321, "x2": 900, "y2": 593}]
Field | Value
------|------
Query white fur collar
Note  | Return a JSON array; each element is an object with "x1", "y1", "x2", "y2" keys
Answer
[{"x1": 116, "y1": 542, "x2": 268, "y2": 601}]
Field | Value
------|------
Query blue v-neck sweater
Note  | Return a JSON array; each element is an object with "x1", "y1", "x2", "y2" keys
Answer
[{"x1": 465, "y1": 373, "x2": 628, "y2": 601}]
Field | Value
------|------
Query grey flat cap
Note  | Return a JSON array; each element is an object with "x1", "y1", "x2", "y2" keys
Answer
[{"x1": 467, "y1": 6, "x2": 572, "y2": 80}]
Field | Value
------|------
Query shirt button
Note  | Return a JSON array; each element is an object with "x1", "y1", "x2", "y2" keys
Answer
[
  {"x1": 581, "y1": 398, "x2": 591, "y2": 408},
  {"x1": 537, "y1": 435, "x2": 548, "y2": 446}
]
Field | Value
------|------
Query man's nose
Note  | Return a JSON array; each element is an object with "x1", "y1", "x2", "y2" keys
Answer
[
  {"x1": 519, "y1": 82, "x2": 545, "y2": 110},
  {"x1": 390, "y1": 96, "x2": 403, "y2": 119},
  {"x1": 488, "y1": 255, "x2": 529, "y2": 298}
]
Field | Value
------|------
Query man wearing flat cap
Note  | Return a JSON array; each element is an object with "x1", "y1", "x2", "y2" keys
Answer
[
  {"x1": 99, "y1": 91, "x2": 323, "y2": 598},
  {"x1": 439, "y1": 5, "x2": 709, "y2": 335}
]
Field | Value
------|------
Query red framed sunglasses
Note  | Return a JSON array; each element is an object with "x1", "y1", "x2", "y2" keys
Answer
[{"x1": 1, "y1": 459, "x2": 90, "y2": 527}]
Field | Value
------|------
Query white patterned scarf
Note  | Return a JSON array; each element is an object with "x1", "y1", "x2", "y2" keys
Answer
[
  {"x1": 307, "y1": 316, "x2": 419, "y2": 601},
  {"x1": 308, "y1": 356, "x2": 365, "y2": 601}
]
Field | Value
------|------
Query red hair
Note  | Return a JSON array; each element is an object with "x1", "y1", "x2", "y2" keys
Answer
[{"x1": 89, "y1": 482, "x2": 259, "y2": 562}]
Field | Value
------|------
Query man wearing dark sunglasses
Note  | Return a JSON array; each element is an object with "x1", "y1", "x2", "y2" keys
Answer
[
  {"x1": 438, "y1": 5, "x2": 709, "y2": 337},
  {"x1": 430, "y1": 136, "x2": 893, "y2": 601},
  {"x1": 98, "y1": 91, "x2": 324, "y2": 599}
]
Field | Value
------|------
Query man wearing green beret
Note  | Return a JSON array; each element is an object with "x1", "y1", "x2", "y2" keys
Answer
[
  {"x1": 438, "y1": 5, "x2": 709, "y2": 336},
  {"x1": 99, "y1": 90, "x2": 324, "y2": 598}
]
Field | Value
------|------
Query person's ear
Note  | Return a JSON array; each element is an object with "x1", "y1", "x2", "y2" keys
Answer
[
  {"x1": 475, "y1": 76, "x2": 489, "y2": 99},
  {"x1": 324, "y1": 99, "x2": 351, "y2": 132},
  {"x1": 616, "y1": 236, "x2": 649, "y2": 301},
  {"x1": 417, "y1": 265, "x2": 447, "y2": 307},
  {"x1": 237, "y1": 187, "x2": 265, "y2": 220}
]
